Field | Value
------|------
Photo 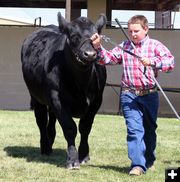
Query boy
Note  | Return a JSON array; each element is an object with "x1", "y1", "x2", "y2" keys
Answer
[{"x1": 91, "y1": 15, "x2": 174, "y2": 175}]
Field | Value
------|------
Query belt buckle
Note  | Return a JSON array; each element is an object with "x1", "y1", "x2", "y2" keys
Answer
[
  {"x1": 140, "y1": 90, "x2": 144, "y2": 96},
  {"x1": 135, "y1": 90, "x2": 141, "y2": 96},
  {"x1": 136, "y1": 90, "x2": 144, "y2": 96}
]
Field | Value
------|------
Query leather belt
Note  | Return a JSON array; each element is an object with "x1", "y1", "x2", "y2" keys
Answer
[{"x1": 122, "y1": 87, "x2": 157, "y2": 96}]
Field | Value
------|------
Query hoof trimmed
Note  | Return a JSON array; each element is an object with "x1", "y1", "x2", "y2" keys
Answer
[
  {"x1": 66, "y1": 146, "x2": 80, "y2": 169},
  {"x1": 79, "y1": 155, "x2": 90, "y2": 164},
  {"x1": 66, "y1": 161, "x2": 80, "y2": 170}
]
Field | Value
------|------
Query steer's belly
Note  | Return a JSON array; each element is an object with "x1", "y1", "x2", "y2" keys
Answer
[{"x1": 64, "y1": 96, "x2": 92, "y2": 118}]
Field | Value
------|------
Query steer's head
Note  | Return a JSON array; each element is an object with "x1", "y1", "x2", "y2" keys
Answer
[{"x1": 58, "y1": 12, "x2": 106, "y2": 65}]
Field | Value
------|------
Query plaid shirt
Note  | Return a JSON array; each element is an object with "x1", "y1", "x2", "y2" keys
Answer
[{"x1": 97, "y1": 35, "x2": 174, "y2": 90}]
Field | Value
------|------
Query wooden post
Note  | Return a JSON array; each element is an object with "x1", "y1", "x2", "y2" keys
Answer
[{"x1": 65, "y1": 0, "x2": 71, "y2": 21}]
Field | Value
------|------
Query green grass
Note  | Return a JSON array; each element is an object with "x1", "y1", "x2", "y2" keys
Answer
[{"x1": 0, "y1": 110, "x2": 180, "y2": 182}]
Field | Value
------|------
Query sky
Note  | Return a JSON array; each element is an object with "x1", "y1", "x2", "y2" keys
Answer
[
  {"x1": 0, "y1": 7, "x2": 65, "y2": 25},
  {"x1": 0, "y1": 7, "x2": 180, "y2": 28}
]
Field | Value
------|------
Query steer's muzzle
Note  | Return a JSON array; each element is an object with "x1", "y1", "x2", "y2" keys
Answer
[{"x1": 83, "y1": 50, "x2": 97, "y2": 61}]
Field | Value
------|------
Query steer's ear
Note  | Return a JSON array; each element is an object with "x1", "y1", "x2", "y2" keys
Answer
[
  {"x1": 57, "y1": 12, "x2": 68, "y2": 33},
  {"x1": 95, "y1": 14, "x2": 107, "y2": 34}
]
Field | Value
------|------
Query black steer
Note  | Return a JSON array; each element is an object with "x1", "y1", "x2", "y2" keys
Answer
[{"x1": 21, "y1": 13, "x2": 107, "y2": 169}]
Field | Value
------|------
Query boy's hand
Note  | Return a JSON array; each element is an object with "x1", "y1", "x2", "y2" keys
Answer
[
  {"x1": 140, "y1": 57, "x2": 151, "y2": 66},
  {"x1": 91, "y1": 33, "x2": 101, "y2": 50}
]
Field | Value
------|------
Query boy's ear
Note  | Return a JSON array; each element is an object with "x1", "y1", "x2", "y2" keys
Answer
[{"x1": 145, "y1": 27, "x2": 149, "y2": 33}]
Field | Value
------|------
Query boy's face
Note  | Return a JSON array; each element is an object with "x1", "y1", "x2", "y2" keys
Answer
[{"x1": 128, "y1": 23, "x2": 148, "y2": 44}]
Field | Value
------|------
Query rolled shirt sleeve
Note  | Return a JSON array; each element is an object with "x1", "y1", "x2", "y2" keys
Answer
[
  {"x1": 96, "y1": 45, "x2": 123, "y2": 65},
  {"x1": 150, "y1": 41, "x2": 174, "y2": 72}
]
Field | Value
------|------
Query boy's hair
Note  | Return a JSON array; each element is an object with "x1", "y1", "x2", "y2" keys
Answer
[{"x1": 128, "y1": 15, "x2": 149, "y2": 29}]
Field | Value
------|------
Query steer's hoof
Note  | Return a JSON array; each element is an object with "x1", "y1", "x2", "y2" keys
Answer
[
  {"x1": 66, "y1": 161, "x2": 80, "y2": 170},
  {"x1": 41, "y1": 149, "x2": 52, "y2": 155},
  {"x1": 79, "y1": 155, "x2": 90, "y2": 164},
  {"x1": 40, "y1": 141, "x2": 52, "y2": 155},
  {"x1": 66, "y1": 146, "x2": 80, "y2": 170},
  {"x1": 41, "y1": 146, "x2": 52, "y2": 155}
]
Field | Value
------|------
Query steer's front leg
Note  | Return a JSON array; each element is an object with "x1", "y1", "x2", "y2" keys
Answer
[
  {"x1": 48, "y1": 90, "x2": 80, "y2": 169},
  {"x1": 78, "y1": 115, "x2": 95, "y2": 164}
]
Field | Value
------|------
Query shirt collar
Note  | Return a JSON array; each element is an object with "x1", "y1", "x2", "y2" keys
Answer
[{"x1": 133, "y1": 35, "x2": 149, "y2": 47}]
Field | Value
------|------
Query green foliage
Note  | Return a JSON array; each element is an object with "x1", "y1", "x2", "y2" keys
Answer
[{"x1": 0, "y1": 111, "x2": 180, "y2": 182}]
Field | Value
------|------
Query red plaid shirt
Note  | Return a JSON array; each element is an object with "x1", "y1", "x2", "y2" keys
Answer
[{"x1": 97, "y1": 35, "x2": 174, "y2": 90}]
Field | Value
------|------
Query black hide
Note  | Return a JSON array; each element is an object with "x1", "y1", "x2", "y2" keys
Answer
[{"x1": 21, "y1": 13, "x2": 107, "y2": 169}]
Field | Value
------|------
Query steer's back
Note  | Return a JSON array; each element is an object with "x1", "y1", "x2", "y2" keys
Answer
[
  {"x1": 21, "y1": 25, "x2": 66, "y2": 100},
  {"x1": 21, "y1": 25, "x2": 65, "y2": 70}
]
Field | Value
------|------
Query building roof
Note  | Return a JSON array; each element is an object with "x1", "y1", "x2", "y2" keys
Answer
[
  {"x1": 0, "y1": 17, "x2": 33, "y2": 25},
  {"x1": 0, "y1": 8, "x2": 33, "y2": 25},
  {"x1": 0, "y1": 0, "x2": 179, "y2": 11}
]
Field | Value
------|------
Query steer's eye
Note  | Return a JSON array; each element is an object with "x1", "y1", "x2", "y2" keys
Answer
[
  {"x1": 72, "y1": 36, "x2": 79, "y2": 43},
  {"x1": 71, "y1": 35, "x2": 80, "y2": 47}
]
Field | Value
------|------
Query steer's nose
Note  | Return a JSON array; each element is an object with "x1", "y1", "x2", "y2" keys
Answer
[{"x1": 83, "y1": 50, "x2": 97, "y2": 60}]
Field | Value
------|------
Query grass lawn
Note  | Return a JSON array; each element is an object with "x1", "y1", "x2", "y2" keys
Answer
[{"x1": 0, "y1": 110, "x2": 180, "y2": 182}]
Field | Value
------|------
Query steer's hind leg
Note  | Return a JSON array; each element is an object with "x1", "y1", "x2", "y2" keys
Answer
[
  {"x1": 47, "y1": 108, "x2": 56, "y2": 148},
  {"x1": 33, "y1": 99, "x2": 52, "y2": 155}
]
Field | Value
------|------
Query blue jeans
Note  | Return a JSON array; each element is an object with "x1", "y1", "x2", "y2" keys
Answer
[{"x1": 120, "y1": 91, "x2": 159, "y2": 171}]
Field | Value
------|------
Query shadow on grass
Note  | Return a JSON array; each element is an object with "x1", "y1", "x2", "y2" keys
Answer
[
  {"x1": 4, "y1": 146, "x2": 67, "y2": 167},
  {"x1": 89, "y1": 164, "x2": 130, "y2": 174},
  {"x1": 163, "y1": 160, "x2": 180, "y2": 164},
  {"x1": 4, "y1": 146, "x2": 130, "y2": 173}
]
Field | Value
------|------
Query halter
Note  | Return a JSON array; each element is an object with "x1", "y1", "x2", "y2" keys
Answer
[
  {"x1": 66, "y1": 37, "x2": 94, "y2": 66},
  {"x1": 74, "y1": 37, "x2": 93, "y2": 65},
  {"x1": 77, "y1": 37, "x2": 92, "y2": 51}
]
